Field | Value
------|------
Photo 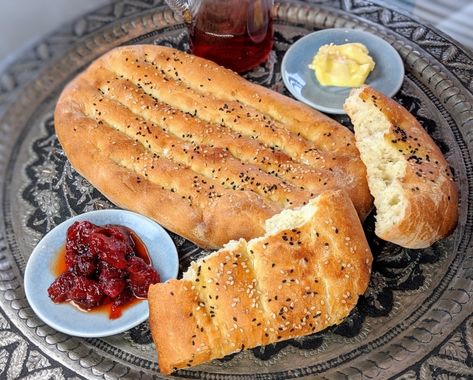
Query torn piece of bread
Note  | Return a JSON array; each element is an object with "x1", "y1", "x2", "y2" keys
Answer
[
  {"x1": 54, "y1": 45, "x2": 373, "y2": 249},
  {"x1": 344, "y1": 86, "x2": 458, "y2": 248},
  {"x1": 148, "y1": 190, "x2": 372, "y2": 374}
]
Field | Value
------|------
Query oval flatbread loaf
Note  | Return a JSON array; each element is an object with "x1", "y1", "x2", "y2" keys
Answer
[
  {"x1": 55, "y1": 45, "x2": 372, "y2": 248},
  {"x1": 344, "y1": 86, "x2": 458, "y2": 248}
]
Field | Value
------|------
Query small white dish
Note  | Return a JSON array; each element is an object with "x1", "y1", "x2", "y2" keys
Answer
[
  {"x1": 281, "y1": 28, "x2": 405, "y2": 114},
  {"x1": 24, "y1": 209, "x2": 178, "y2": 338}
]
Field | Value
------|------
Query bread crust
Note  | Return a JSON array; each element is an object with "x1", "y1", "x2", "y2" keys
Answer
[
  {"x1": 55, "y1": 45, "x2": 372, "y2": 248},
  {"x1": 344, "y1": 86, "x2": 458, "y2": 248},
  {"x1": 148, "y1": 190, "x2": 372, "y2": 374}
]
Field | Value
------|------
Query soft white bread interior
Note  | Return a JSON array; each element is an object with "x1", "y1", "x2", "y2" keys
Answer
[
  {"x1": 344, "y1": 86, "x2": 458, "y2": 248},
  {"x1": 148, "y1": 190, "x2": 372, "y2": 374}
]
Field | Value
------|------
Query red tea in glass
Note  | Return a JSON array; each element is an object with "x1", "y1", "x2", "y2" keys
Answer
[{"x1": 165, "y1": 0, "x2": 274, "y2": 72}]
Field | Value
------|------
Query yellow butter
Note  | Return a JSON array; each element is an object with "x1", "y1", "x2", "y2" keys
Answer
[{"x1": 309, "y1": 43, "x2": 375, "y2": 87}]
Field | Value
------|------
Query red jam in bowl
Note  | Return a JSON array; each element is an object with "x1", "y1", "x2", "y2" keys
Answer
[{"x1": 47, "y1": 221, "x2": 160, "y2": 319}]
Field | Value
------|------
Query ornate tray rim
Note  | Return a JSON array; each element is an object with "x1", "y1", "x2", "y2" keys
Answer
[{"x1": 0, "y1": 1, "x2": 472, "y2": 379}]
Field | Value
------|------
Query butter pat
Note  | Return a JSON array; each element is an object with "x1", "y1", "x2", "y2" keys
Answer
[{"x1": 309, "y1": 43, "x2": 375, "y2": 87}]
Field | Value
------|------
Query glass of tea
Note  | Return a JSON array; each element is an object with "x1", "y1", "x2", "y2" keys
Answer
[{"x1": 165, "y1": 0, "x2": 274, "y2": 73}]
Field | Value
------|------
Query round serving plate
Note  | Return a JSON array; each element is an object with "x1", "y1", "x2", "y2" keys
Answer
[{"x1": 0, "y1": 0, "x2": 472, "y2": 379}]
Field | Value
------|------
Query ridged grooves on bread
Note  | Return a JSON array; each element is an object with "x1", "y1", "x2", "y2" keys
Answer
[
  {"x1": 55, "y1": 45, "x2": 373, "y2": 247},
  {"x1": 183, "y1": 235, "x2": 270, "y2": 342},
  {"x1": 121, "y1": 47, "x2": 355, "y2": 154},
  {"x1": 345, "y1": 88, "x2": 406, "y2": 233},
  {"x1": 63, "y1": 47, "x2": 364, "y2": 201},
  {"x1": 182, "y1": 196, "x2": 322, "y2": 348},
  {"x1": 85, "y1": 65, "x2": 357, "y2": 206},
  {"x1": 107, "y1": 64, "x2": 319, "y2": 160},
  {"x1": 184, "y1": 192, "x2": 359, "y2": 337},
  {"x1": 149, "y1": 190, "x2": 373, "y2": 373},
  {"x1": 183, "y1": 202, "x2": 324, "y2": 348},
  {"x1": 75, "y1": 84, "x2": 307, "y2": 208}
]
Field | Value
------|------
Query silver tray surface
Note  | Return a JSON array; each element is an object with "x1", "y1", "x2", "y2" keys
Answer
[{"x1": 0, "y1": 0, "x2": 472, "y2": 379}]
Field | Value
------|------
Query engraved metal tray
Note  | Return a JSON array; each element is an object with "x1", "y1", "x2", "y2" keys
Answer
[{"x1": 0, "y1": 0, "x2": 472, "y2": 378}]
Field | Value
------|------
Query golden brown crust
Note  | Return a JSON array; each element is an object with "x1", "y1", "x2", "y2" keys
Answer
[
  {"x1": 344, "y1": 86, "x2": 458, "y2": 248},
  {"x1": 148, "y1": 190, "x2": 372, "y2": 374},
  {"x1": 55, "y1": 45, "x2": 372, "y2": 248},
  {"x1": 185, "y1": 240, "x2": 271, "y2": 349},
  {"x1": 148, "y1": 279, "x2": 223, "y2": 373}
]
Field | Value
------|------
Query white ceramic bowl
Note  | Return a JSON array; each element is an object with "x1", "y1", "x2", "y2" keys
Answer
[
  {"x1": 282, "y1": 28, "x2": 405, "y2": 114},
  {"x1": 24, "y1": 209, "x2": 179, "y2": 337}
]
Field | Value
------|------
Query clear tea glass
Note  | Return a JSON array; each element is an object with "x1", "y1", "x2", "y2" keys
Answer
[{"x1": 165, "y1": 0, "x2": 274, "y2": 73}]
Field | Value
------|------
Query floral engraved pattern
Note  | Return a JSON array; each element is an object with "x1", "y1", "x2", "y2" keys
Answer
[
  {"x1": 397, "y1": 315, "x2": 473, "y2": 379},
  {"x1": 23, "y1": 116, "x2": 114, "y2": 235},
  {"x1": 0, "y1": 309, "x2": 81, "y2": 379}
]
